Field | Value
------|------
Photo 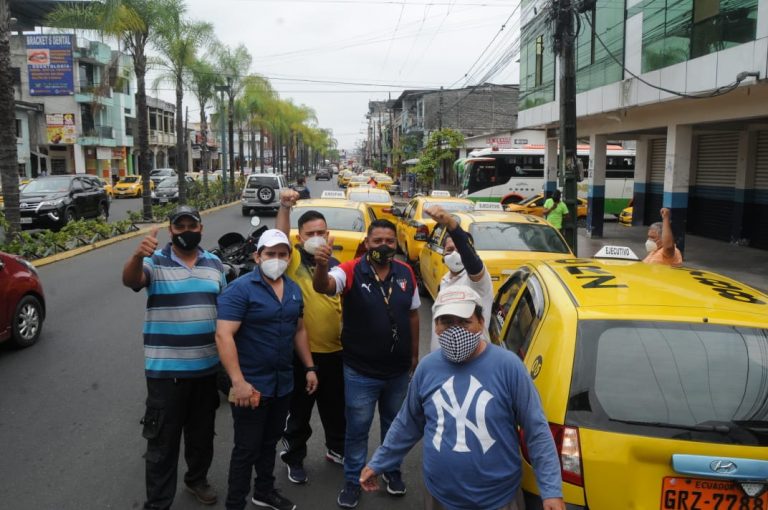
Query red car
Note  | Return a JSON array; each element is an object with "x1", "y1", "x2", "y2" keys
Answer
[{"x1": 0, "y1": 251, "x2": 45, "y2": 348}]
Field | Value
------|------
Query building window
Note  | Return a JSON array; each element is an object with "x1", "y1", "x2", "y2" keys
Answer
[
  {"x1": 15, "y1": 118, "x2": 21, "y2": 138},
  {"x1": 149, "y1": 109, "x2": 157, "y2": 131},
  {"x1": 535, "y1": 36, "x2": 544, "y2": 86},
  {"x1": 642, "y1": 0, "x2": 758, "y2": 72}
]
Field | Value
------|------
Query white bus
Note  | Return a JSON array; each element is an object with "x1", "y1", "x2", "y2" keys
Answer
[{"x1": 458, "y1": 145, "x2": 635, "y2": 215}]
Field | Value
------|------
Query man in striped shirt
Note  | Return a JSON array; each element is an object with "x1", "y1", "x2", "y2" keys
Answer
[{"x1": 122, "y1": 206, "x2": 226, "y2": 510}]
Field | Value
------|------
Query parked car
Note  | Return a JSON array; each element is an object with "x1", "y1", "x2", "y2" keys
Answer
[
  {"x1": 19, "y1": 175, "x2": 110, "y2": 230},
  {"x1": 0, "y1": 251, "x2": 45, "y2": 348},
  {"x1": 149, "y1": 168, "x2": 177, "y2": 187},
  {"x1": 151, "y1": 175, "x2": 197, "y2": 204},
  {"x1": 240, "y1": 173, "x2": 288, "y2": 216},
  {"x1": 113, "y1": 175, "x2": 154, "y2": 198},
  {"x1": 315, "y1": 168, "x2": 332, "y2": 181}
]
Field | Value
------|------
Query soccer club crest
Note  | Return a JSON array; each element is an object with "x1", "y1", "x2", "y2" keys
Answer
[{"x1": 396, "y1": 278, "x2": 408, "y2": 292}]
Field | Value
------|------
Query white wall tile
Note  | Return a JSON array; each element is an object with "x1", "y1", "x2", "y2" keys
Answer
[
  {"x1": 659, "y1": 61, "x2": 687, "y2": 101},
  {"x1": 637, "y1": 70, "x2": 661, "y2": 105},
  {"x1": 717, "y1": 43, "x2": 756, "y2": 88},
  {"x1": 587, "y1": 88, "x2": 603, "y2": 115},
  {"x1": 686, "y1": 53, "x2": 717, "y2": 92},
  {"x1": 602, "y1": 82, "x2": 621, "y2": 111},
  {"x1": 576, "y1": 92, "x2": 587, "y2": 116},
  {"x1": 753, "y1": 37, "x2": 768, "y2": 78},
  {"x1": 625, "y1": 14, "x2": 643, "y2": 76},
  {"x1": 758, "y1": 0, "x2": 768, "y2": 39}
]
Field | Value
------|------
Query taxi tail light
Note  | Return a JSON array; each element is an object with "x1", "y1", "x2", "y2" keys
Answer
[
  {"x1": 353, "y1": 241, "x2": 366, "y2": 259},
  {"x1": 550, "y1": 424, "x2": 583, "y2": 486},
  {"x1": 382, "y1": 207, "x2": 392, "y2": 214},
  {"x1": 417, "y1": 224, "x2": 429, "y2": 237},
  {"x1": 518, "y1": 425, "x2": 583, "y2": 487}
]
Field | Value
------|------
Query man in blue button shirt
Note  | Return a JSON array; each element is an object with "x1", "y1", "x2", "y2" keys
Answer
[{"x1": 216, "y1": 229, "x2": 318, "y2": 510}]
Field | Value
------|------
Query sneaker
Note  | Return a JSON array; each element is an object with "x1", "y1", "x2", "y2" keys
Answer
[
  {"x1": 252, "y1": 489, "x2": 296, "y2": 510},
  {"x1": 336, "y1": 481, "x2": 361, "y2": 508},
  {"x1": 285, "y1": 463, "x2": 308, "y2": 484},
  {"x1": 184, "y1": 481, "x2": 217, "y2": 505},
  {"x1": 382, "y1": 471, "x2": 407, "y2": 496},
  {"x1": 325, "y1": 449, "x2": 344, "y2": 465}
]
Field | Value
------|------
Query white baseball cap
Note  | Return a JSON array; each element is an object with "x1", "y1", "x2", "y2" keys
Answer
[
  {"x1": 257, "y1": 229, "x2": 291, "y2": 251},
  {"x1": 432, "y1": 285, "x2": 482, "y2": 319}
]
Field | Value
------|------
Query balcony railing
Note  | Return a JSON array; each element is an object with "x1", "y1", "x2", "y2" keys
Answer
[{"x1": 82, "y1": 125, "x2": 114, "y2": 139}]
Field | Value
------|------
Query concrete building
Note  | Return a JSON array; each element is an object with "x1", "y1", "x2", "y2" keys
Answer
[
  {"x1": 143, "y1": 96, "x2": 176, "y2": 170},
  {"x1": 11, "y1": 33, "x2": 135, "y2": 179},
  {"x1": 517, "y1": 0, "x2": 768, "y2": 250}
]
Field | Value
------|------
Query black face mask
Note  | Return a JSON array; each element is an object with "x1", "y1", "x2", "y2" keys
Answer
[
  {"x1": 172, "y1": 230, "x2": 201, "y2": 251},
  {"x1": 369, "y1": 244, "x2": 396, "y2": 265}
]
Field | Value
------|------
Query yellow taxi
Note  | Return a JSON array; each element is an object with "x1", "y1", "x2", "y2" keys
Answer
[
  {"x1": 619, "y1": 205, "x2": 633, "y2": 226},
  {"x1": 417, "y1": 204, "x2": 573, "y2": 299},
  {"x1": 337, "y1": 169, "x2": 354, "y2": 187},
  {"x1": 113, "y1": 175, "x2": 153, "y2": 198},
  {"x1": 373, "y1": 173, "x2": 394, "y2": 191},
  {"x1": 96, "y1": 177, "x2": 114, "y2": 198},
  {"x1": 506, "y1": 193, "x2": 588, "y2": 226},
  {"x1": 289, "y1": 192, "x2": 374, "y2": 263},
  {"x1": 361, "y1": 169, "x2": 376, "y2": 177},
  {"x1": 346, "y1": 175, "x2": 372, "y2": 189},
  {"x1": 346, "y1": 187, "x2": 397, "y2": 224},
  {"x1": 392, "y1": 191, "x2": 475, "y2": 264},
  {"x1": 489, "y1": 254, "x2": 768, "y2": 510}
]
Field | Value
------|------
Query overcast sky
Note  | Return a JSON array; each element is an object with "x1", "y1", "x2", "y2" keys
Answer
[{"x1": 146, "y1": 0, "x2": 521, "y2": 152}]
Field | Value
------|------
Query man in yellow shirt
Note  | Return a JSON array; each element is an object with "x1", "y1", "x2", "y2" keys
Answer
[
  {"x1": 276, "y1": 189, "x2": 345, "y2": 485},
  {"x1": 643, "y1": 207, "x2": 683, "y2": 267}
]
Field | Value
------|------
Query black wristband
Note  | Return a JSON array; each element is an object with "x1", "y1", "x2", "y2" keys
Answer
[{"x1": 305, "y1": 366, "x2": 318, "y2": 373}]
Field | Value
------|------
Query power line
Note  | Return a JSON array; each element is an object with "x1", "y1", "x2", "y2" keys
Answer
[{"x1": 231, "y1": 0, "x2": 510, "y2": 5}]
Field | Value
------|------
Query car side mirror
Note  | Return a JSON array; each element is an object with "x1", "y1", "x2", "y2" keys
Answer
[{"x1": 391, "y1": 206, "x2": 403, "y2": 217}]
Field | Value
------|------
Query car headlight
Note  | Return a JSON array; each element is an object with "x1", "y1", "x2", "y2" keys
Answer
[
  {"x1": 39, "y1": 198, "x2": 66, "y2": 208},
  {"x1": 16, "y1": 256, "x2": 39, "y2": 276},
  {"x1": 151, "y1": 191, "x2": 156, "y2": 198}
]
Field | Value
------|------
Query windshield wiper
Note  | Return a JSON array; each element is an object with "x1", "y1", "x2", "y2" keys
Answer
[
  {"x1": 610, "y1": 418, "x2": 731, "y2": 433},
  {"x1": 733, "y1": 420, "x2": 768, "y2": 432}
]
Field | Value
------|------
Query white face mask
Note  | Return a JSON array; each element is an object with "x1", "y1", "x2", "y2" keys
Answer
[
  {"x1": 303, "y1": 235, "x2": 327, "y2": 255},
  {"x1": 443, "y1": 251, "x2": 464, "y2": 273},
  {"x1": 645, "y1": 239, "x2": 658, "y2": 253},
  {"x1": 261, "y1": 258, "x2": 288, "y2": 280}
]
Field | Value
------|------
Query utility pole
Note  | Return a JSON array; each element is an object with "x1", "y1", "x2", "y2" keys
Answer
[{"x1": 553, "y1": 0, "x2": 580, "y2": 252}]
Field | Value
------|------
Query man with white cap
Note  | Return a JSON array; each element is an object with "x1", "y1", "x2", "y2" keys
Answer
[
  {"x1": 359, "y1": 285, "x2": 565, "y2": 510},
  {"x1": 216, "y1": 229, "x2": 318, "y2": 510}
]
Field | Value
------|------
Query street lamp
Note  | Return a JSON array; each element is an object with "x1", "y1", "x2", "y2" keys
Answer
[{"x1": 214, "y1": 82, "x2": 231, "y2": 195}]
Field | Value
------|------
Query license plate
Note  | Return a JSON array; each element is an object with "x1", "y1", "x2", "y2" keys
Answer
[
  {"x1": 159, "y1": 198, "x2": 168, "y2": 203},
  {"x1": 662, "y1": 477, "x2": 768, "y2": 510},
  {"x1": 20, "y1": 217, "x2": 33, "y2": 224}
]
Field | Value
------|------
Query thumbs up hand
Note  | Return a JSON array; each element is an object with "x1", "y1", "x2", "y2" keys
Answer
[{"x1": 135, "y1": 227, "x2": 160, "y2": 259}]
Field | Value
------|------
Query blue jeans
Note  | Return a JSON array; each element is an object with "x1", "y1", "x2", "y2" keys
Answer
[{"x1": 343, "y1": 364, "x2": 410, "y2": 484}]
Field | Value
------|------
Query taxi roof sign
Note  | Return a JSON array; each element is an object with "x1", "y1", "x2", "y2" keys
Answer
[
  {"x1": 474, "y1": 201, "x2": 504, "y2": 211},
  {"x1": 430, "y1": 190, "x2": 451, "y2": 197},
  {"x1": 321, "y1": 190, "x2": 346, "y2": 199},
  {"x1": 594, "y1": 245, "x2": 640, "y2": 260}
]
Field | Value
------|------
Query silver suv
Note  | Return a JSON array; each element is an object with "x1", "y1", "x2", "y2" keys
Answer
[{"x1": 241, "y1": 173, "x2": 288, "y2": 216}]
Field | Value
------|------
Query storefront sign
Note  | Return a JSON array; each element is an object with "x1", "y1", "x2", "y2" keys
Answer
[
  {"x1": 45, "y1": 113, "x2": 76, "y2": 144},
  {"x1": 485, "y1": 136, "x2": 512, "y2": 148},
  {"x1": 96, "y1": 147, "x2": 112, "y2": 160},
  {"x1": 112, "y1": 147, "x2": 126, "y2": 159},
  {"x1": 26, "y1": 34, "x2": 75, "y2": 96}
]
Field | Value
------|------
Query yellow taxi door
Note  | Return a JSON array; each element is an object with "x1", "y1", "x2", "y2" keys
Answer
[
  {"x1": 419, "y1": 225, "x2": 447, "y2": 300},
  {"x1": 396, "y1": 200, "x2": 416, "y2": 254}
]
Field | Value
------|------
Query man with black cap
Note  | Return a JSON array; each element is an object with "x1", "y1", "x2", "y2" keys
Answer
[
  {"x1": 359, "y1": 285, "x2": 565, "y2": 510},
  {"x1": 122, "y1": 205, "x2": 227, "y2": 510}
]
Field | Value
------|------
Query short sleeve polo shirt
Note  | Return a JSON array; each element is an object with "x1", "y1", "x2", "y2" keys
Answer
[{"x1": 217, "y1": 267, "x2": 304, "y2": 398}]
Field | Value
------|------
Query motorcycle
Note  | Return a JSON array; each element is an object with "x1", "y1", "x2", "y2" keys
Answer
[{"x1": 210, "y1": 216, "x2": 267, "y2": 282}]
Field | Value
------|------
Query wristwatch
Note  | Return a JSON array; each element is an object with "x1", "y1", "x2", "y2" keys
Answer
[{"x1": 305, "y1": 366, "x2": 318, "y2": 373}]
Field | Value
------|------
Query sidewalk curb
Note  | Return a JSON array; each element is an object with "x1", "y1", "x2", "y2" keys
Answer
[{"x1": 32, "y1": 201, "x2": 238, "y2": 268}]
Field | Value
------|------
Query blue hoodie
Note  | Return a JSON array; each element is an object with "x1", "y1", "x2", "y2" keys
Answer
[{"x1": 368, "y1": 343, "x2": 562, "y2": 510}]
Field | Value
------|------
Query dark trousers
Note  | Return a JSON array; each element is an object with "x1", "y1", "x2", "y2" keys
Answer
[
  {"x1": 226, "y1": 394, "x2": 292, "y2": 510},
  {"x1": 142, "y1": 375, "x2": 219, "y2": 510},
  {"x1": 281, "y1": 351, "x2": 346, "y2": 464}
]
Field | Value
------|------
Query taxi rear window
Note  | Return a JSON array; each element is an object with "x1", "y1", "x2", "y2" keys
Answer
[
  {"x1": 420, "y1": 201, "x2": 474, "y2": 218},
  {"x1": 348, "y1": 192, "x2": 389, "y2": 203},
  {"x1": 291, "y1": 207, "x2": 365, "y2": 232},
  {"x1": 469, "y1": 222, "x2": 570, "y2": 253},
  {"x1": 567, "y1": 320, "x2": 768, "y2": 446}
]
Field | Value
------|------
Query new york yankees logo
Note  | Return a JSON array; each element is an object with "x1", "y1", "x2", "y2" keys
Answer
[{"x1": 431, "y1": 375, "x2": 496, "y2": 454}]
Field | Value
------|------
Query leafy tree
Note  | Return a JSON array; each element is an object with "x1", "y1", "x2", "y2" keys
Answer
[
  {"x1": 414, "y1": 128, "x2": 464, "y2": 185},
  {"x1": 187, "y1": 57, "x2": 220, "y2": 192},
  {"x1": 151, "y1": 0, "x2": 213, "y2": 203}
]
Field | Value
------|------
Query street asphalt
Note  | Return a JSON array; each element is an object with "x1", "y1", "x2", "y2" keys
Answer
[{"x1": 0, "y1": 178, "x2": 428, "y2": 510}]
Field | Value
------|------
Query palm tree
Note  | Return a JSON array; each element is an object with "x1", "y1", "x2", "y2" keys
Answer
[
  {"x1": 214, "y1": 43, "x2": 252, "y2": 184},
  {"x1": 187, "y1": 57, "x2": 220, "y2": 192},
  {"x1": 0, "y1": 0, "x2": 19, "y2": 234},
  {"x1": 240, "y1": 75, "x2": 276, "y2": 173},
  {"x1": 49, "y1": 0, "x2": 164, "y2": 220},
  {"x1": 152, "y1": 1, "x2": 213, "y2": 203}
]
